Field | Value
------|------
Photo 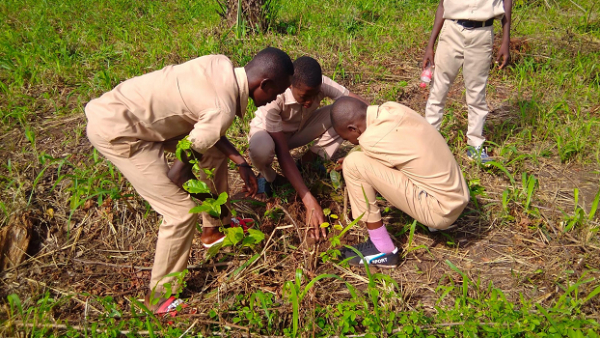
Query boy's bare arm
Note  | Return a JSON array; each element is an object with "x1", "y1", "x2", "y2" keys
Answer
[
  {"x1": 497, "y1": 0, "x2": 512, "y2": 69},
  {"x1": 423, "y1": 0, "x2": 445, "y2": 69},
  {"x1": 213, "y1": 136, "x2": 258, "y2": 197},
  {"x1": 269, "y1": 131, "x2": 327, "y2": 239},
  {"x1": 167, "y1": 136, "x2": 258, "y2": 198}
]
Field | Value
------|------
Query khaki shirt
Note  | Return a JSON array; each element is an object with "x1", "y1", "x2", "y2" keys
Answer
[
  {"x1": 358, "y1": 102, "x2": 469, "y2": 219},
  {"x1": 85, "y1": 55, "x2": 249, "y2": 155},
  {"x1": 250, "y1": 76, "x2": 348, "y2": 134},
  {"x1": 443, "y1": 0, "x2": 505, "y2": 21}
]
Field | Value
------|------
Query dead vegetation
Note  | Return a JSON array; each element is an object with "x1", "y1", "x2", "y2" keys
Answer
[
  {"x1": 0, "y1": 96, "x2": 599, "y2": 332},
  {"x1": 1, "y1": 0, "x2": 600, "y2": 334}
]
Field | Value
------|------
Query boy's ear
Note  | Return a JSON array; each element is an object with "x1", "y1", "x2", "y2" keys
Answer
[{"x1": 259, "y1": 78, "x2": 274, "y2": 91}]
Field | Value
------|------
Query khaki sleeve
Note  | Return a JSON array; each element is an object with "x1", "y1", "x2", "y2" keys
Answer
[
  {"x1": 321, "y1": 76, "x2": 350, "y2": 100},
  {"x1": 262, "y1": 94, "x2": 285, "y2": 133},
  {"x1": 188, "y1": 109, "x2": 227, "y2": 154}
]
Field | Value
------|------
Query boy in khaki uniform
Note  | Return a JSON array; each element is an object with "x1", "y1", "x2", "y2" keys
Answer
[
  {"x1": 248, "y1": 56, "x2": 365, "y2": 239},
  {"x1": 85, "y1": 47, "x2": 293, "y2": 311},
  {"x1": 423, "y1": 0, "x2": 512, "y2": 162},
  {"x1": 331, "y1": 97, "x2": 470, "y2": 267}
]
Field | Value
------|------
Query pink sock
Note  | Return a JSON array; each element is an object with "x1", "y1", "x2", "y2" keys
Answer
[{"x1": 367, "y1": 225, "x2": 395, "y2": 253}]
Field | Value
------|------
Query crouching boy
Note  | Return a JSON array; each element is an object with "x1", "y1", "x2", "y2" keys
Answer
[
  {"x1": 330, "y1": 97, "x2": 470, "y2": 267},
  {"x1": 248, "y1": 56, "x2": 366, "y2": 239}
]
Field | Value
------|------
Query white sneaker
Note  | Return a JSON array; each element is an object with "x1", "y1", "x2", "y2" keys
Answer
[{"x1": 467, "y1": 146, "x2": 492, "y2": 164}]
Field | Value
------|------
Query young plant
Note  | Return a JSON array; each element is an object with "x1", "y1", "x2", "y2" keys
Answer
[
  {"x1": 282, "y1": 268, "x2": 344, "y2": 337},
  {"x1": 148, "y1": 269, "x2": 189, "y2": 307},
  {"x1": 176, "y1": 137, "x2": 231, "y2": 235},
  {"x1": 562, "y1": 187, "x2": 600, "y2": 232},
  {"x1": 319, "y1": 212, "x2": 362, "y2": 264}
]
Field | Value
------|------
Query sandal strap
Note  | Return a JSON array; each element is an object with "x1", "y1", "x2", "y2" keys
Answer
[{"x1": 156, "y1": 296, "x2": 187, "y2": 314}]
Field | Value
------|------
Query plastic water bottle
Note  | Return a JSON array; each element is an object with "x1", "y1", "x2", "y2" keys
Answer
[{"x1": 419, "y1": 65, "x2": 433, "y2": 88}]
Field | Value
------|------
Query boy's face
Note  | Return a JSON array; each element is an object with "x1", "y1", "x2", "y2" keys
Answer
[
  {"x1": 252, "y1": 76, "x2": 292, "y2": 108},
  {"x1": 341, "y1": 128, "x2": 361, "y2": 145},
  {"x1": 290, "y1": 83, "x2": 321, "y2": 108},
  {"x1": 334, "y1": 125, "x2": 361, "y2": 145}
]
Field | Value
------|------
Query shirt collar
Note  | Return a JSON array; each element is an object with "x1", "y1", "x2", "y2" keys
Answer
[
  {"x1": 234, "y1": 67, "x2": 249, "y2": 118},
  {"x1": 283, "y1": 88, "x2": 297, "y2": 105},
  {"x1": 358, "y1": 105, "x2": 379, "y2": 142},
  {"x1": 365, "y1": 105, "x2": 379, "y2": 128}
]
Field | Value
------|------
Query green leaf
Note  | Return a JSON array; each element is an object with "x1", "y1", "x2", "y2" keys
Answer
[
  {"x1": 182, "y1": 179, "x2": 210, "y2": 194},
  {"x1": 588, "y1": 188, "x2": 600, "y2": 221},
  {"x1": 323, "y1": 208, "x2": 331, "y2": 216},
  {"x1": 177, "y1": 137, "x2": 192, "y2": 150},
  {"x1": 194, "y1": 198, "x2": 223, "y2": 218},
  {"x1": 582, "y1": 284, "x2": 600, "y2": 305},
  {"x1": 7, "y1": 294, "x2": 22, "y2": 316},
  {"x1": 215, "y1": 192, "x2": 228, "y2": 205},
  {"x1": 485, "y1": 160, "x2": 516, "y2": 185},
  {"x1": 405, "y1": 220, "x2": 417, "y2": 254},
  {"x1": 334, "y1": 223, "x2": 343, "y2": 231},
  {"x1": 189, "y1": 204, "x2": 212, "y2": 214},
  {"x1": 175, "y1": 147, "x2": 184, "y2": 162},
  {"x1": 299, "y1": 274, "x2": 342, "y2": 301},
  {"x1": 330, "y1": 170, "x2": 342, "y2": 190},
  {"x1": 320, "y1": 222, "x2": 330, "y2": 228},
  {"x1": 247, "y1": 228, "x2": 265, "y2": 243},
  {"x1": 232, "y1": 253, "x2": 261, "y2": 277},
  {"x1": 146, "y1": 317, "x2": 156, "y2": 338},
  {"x1": 223, "y1": 226, "x2": 244, "y2": 246},
  {"x1": 202, "y1": 168, "x2": 215, "y2": 179},
  {"x1": 242, "y1": 229, "x2": 266, "y2": 247}
]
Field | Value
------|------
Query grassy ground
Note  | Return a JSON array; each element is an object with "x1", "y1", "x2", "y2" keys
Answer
[{"x1": 1, "y1": 0, "x2": 600, "y2": 336}]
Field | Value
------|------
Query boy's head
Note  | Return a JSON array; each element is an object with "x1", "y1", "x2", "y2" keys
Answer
[
  {"x1": 331, "y1": 97, "x2": 368, "y2": 145},
  {"x1": 291, "y1": 56, "x2": 322, "y2": 108},
  {"x1": 245, "y1": 47, "x2": 294, "y2": 108}
]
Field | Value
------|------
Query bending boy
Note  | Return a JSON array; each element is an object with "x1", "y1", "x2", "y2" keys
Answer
[
  {"x1": 85, "y1": 48, "x2": 293, "y2": 310},
  {"x1": 248, "y1": 56, "x2": 366, "y2": 239},
  {"x1": 330, "y1": 97, "x2": 470, "y2": 267}
]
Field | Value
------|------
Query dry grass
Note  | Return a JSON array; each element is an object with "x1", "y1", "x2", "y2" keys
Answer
[{"x1": 1, "y1": 0, "x2": 600, "y2": 335}]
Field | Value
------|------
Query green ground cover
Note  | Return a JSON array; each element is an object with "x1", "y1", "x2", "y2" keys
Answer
[{"x1": 1, "y1": 0, "x2": 600, "y2": 336}]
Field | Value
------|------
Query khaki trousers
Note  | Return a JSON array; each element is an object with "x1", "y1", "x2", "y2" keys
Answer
[
  {"x1": 425, "y1": 19, "x2": 494, "y2": 148},
  {"x1": 248, "y1": 105, "x2": 342, "y2": 182},
  {"x1": 86, "y1": 125, "x2": 230, "y2": 294},
  {"x1": 343, "y1": 150, "x2": 460, "y2": 230}
]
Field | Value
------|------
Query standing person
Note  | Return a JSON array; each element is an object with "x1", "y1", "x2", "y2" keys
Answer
[
  {"x1": 330, "y1": 97, "x2": 470, "y2": 267},
  {"x1": 247, "y1": 56, "x2": 366, "y2": 240},
  {"x1": 85, "y1": 47, "x2": 294, "y2": 312},
  {"x1": 423, "y1": 0, "x2": 512, "y2": 163}
]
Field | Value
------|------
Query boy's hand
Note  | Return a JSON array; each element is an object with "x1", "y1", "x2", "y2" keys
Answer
[
  {"x1": 168, "y1": 159, "x2": 195, "y2": 187},
  {"x1": 496, "y1": 42, "x2": 510, "y2": 69},
  {"x1": 238, "y1": 166, "x2": 258, "y2": 197},
  {"x1": 334, "y1": 157, "x2": 345, "y2": 171},
  {"x1": 422, "y1": 46, "x2": 435, "y2": 69},
  {"x1": 303, "y1": 196, "x2": 327, "y2": 241}
]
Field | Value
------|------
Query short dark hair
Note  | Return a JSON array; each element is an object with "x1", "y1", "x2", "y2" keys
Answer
[
  {"x1": 247, "y1": 47, "x2": 294, "y2": 82},
  {"x1": 292, "y1": 56, "x2": 322, "y2": 88},
  {"x1": 331, "y1": 97, "x2": 368, "y2": 132}
]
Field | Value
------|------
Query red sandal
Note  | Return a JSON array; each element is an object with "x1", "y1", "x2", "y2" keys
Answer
[
  {"x1": 155, "y1": 296, "x2": 188, "y2": 317},
  {"x1": 201, "y1": 217, "x2": 255, "y2": 248}
]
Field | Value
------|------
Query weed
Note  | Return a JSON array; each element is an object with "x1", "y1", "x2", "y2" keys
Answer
[
  {"x1": 562, "y1": 187, "x2": 600, "y2": 232},
  {"x1": 2, "y1": 0, "x2": 600, "y2": 336}
]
